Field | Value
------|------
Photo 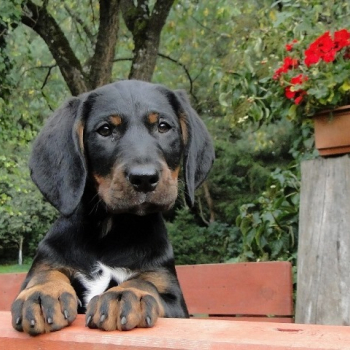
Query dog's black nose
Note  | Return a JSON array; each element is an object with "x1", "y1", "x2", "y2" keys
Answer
[{"x1": 127, "y1": 166, "x2": 160, "y2": 192}]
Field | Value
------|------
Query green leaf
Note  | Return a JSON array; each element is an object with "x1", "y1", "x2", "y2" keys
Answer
[{"x1": 339, "y1": 80, "x2": 350, "y2": 93}]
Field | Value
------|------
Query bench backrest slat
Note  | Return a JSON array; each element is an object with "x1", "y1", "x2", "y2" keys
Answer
[
  {"x1": 175, "y1": 261, "x2": 293, "y2": 321},
  {"x1": 0, "y1": 272, "x2": 26, "y2": 311}
]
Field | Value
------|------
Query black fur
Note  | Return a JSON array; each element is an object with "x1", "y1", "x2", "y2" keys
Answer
[{"x1": 12, "y1": 80, "x2": 214, "y2": 334}]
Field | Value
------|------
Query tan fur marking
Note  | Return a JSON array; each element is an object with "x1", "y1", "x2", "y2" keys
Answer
[
  {"x1": 76, "y1": 121, "x2": 85, "y2": 152},
  {"x1": 26, "y1": 270, "x2": 71, "y2": 288},
  {"x1": 138, "y1": 271, "x2": 171, "y2": 295},
  {"x1": 171, "y1": 166, "x2": 180, "y2": 181},
  {"x1": 109, "y1": 115, "x2": 122, "y2": 126},
  {"x1": 179, "y1": 113, "x2": 189, "y2": 145},
  {"x1": 147, "y1": 112, "x2": 159, "y2": 124}
]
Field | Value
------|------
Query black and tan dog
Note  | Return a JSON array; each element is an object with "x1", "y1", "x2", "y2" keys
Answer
[{"x1": 11, "y1": 80, "x2": 214, "y2": 335}]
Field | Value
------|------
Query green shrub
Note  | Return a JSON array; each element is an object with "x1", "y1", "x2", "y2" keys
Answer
[
  {"x1": 167, "y1": 208, "x2": 242, "y2": 265},
  {"x1": 0, "y1": 146, "x2": 57, "y2": 263},
  {"x1": 236, "y1": 166, "x2": 300, "y2": 264}
]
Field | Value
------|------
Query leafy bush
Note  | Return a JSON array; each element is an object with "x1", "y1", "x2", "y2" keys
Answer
[
  {"x1": 236, "y1": 166, "x2": 300, "y2": 264},
  {"x1": 167, "y1": 208, "x2": 242, "y2": 265},
  {"x1": 207, "y1": 117, "x2": 296, "y2": 225},
  {"x1": 0, "y1": 146, "x2": 57, "y2": 263}
]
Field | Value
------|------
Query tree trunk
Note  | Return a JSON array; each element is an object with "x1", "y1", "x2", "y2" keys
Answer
[
  {"x1": 22, "y1": 0, "x2": 88, "y2": 95},
  {"x1": 21, "y1": 0, "x2": 120, "y2": 95},
  {"x1": 296, "y1": 155, "x2": 350, "y2": 325},
  {"x1": 0, "y1": 22, "x2": 14, "y2": 99},
  {"x1": 129, "y1": 31, "x2": 161, "y2": 81},
  {"x1": 18, "y1": 236, "x2": 23, "y2": 265},
  {"x1": 20, "y1": 0, "x2": 175, "y2": 94},
  {"x1": 203, "y1": 181, "x2": 215, "y2": 223},
  {"x1": 88, "y1": 0, "x2": 120, "y2": 88},
  {"x1": 121, "y1": 0, "x2": 174, "y2": 82}
]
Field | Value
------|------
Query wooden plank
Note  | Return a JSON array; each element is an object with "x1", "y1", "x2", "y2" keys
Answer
[
  {"x1": 0, "y1": 273, "x2": 26, "y2": 311},
  {"x1": 200, "y1": 316, "x2": 293, "y2": 323},
  {"x1": 296, "y1": 156, "x2": 350, "y2": 325},
  {"x1": 0, "y1": 311, "x2": 350, "y2": 350},
  {"x1": 314, "y1": 107, "x2": 350, "y2": 156},
  {"x1": 176, "y1": 262, "x2": 293, "y2": 317}
]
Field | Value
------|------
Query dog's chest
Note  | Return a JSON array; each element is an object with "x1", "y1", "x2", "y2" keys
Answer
[{"x1": 75, "y1": 262, "x2": 136, "y2": 306}]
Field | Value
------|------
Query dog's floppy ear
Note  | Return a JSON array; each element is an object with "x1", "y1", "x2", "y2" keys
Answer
[
  {"x1": 29, "y1": 97, "x2": 86, "y2": 217},
  {"x1": 174, "y1": 90, "x2": 215, "y2": 207}
]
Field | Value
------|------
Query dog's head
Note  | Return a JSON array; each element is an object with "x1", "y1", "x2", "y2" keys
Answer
[{"x1": 30, "y1": 80, "x2": 215, "y2": 217}]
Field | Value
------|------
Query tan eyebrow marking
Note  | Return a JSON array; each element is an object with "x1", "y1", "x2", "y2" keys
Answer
[
  {"x1": 147, "y1": 112, "x2": 159, "y2": 124},
  {"x1": 76, "y1": 120, "x2": 85, "y2": 152},
  {"x1": 109, "y1": 115, "x2": 122, "y2": 126},
  {"x1": 179, "y1": 113, "x2": 188, "y2": 145}
]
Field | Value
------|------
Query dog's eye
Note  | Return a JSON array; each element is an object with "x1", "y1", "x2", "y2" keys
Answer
[
  {"x1": 97, "y1": 124, "x2": 112, "y2": 137},
  {"x1": 158, "y1": 122, "x2": 171, "y2": 133}
]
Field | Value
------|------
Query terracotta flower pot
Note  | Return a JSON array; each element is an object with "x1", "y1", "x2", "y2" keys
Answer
[{"x1": 313, "y1": 105, "x2": 350, "y2": 156}]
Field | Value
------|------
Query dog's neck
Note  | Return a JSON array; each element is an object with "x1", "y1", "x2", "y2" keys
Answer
[{"x1": 74, "y1": 187, "x2": 166, "y2": 239}]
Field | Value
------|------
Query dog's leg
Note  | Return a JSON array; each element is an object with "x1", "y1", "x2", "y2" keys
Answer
[{"x1": 11, "y1": 268, "x2": 78, "y2": 335}]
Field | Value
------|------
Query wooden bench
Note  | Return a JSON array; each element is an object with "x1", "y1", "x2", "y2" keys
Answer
[
  {"x1": 0, "y1": 261, "x2": 294, "y2": 322},
  {"x1": 2, "y1": 262, "x2": 350, "y2": 349},
  {"x1": 2, "y1": 311, "x2": 350, "y2": 350}
]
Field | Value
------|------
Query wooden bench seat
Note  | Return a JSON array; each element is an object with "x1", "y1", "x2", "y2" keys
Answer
[{"x1": 2, "y1": 311, "x2": 350, "y2": 350}]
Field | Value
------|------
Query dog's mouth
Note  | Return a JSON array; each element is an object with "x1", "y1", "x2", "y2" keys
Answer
[
  {"x1": 125, "y1": 201, "x2": 174, "y2": 216},
  {"x1": 105, "y1": 195, "x2": 176, "y2": 216}
]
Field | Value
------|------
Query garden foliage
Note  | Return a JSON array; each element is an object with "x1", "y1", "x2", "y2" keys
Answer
[{"x1": 1, "y1": 0, "x2": 350, "y2": 265}]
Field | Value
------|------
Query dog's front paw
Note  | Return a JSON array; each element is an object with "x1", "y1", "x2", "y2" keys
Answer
[
  {"x1": 11, "y1": 280, "x2": 78, "y2": 335},
  {"x1": 86, "y1": 287, "x2": 160, "y2": 331}
]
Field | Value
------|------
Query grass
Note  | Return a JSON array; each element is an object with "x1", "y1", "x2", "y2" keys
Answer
[{"x1": 0, "y1": 263, "x2": 31, "y2": 274}]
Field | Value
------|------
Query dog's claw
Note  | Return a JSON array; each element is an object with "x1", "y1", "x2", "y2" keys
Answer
[
  {"x1": 121, "y1": 316, "x2": 127, "y2": 325},
  {"x1": 146, "y1": 316, "x2": 151, "y2": 326},
  {"x1": 77, "y1": 298, "x2": 83, "y2": 308},
  {"x1": 15, "y1": 317, "x2": 21, "y2": 325},
  {"x1": 30, "y1": 319, "x2": 36, "y2": 327},
  {"x1": 63, "y1": 309, "x2": 69, "y2": 319},
  {"x1": 86, "y1": 315, "x2": 92, "y2": 327}
]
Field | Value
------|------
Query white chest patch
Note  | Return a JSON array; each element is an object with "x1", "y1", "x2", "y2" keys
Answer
[{"x1": 76, "y1": 262, "x2": 136, "y2": 306}]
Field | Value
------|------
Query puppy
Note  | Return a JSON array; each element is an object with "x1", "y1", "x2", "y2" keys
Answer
[{"x1": 11, "y1": 80, "x2": 215, "y2": 335}]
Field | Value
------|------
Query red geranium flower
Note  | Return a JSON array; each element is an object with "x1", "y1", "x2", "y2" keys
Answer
[
  {"x1": 304, "y1": 49, "x2": 321, "y2": 66},
  {"x1": 272, "y1": 29, "x2": 350, "y2": 116},
  {"x1": 304, "y1": 31, "x2": 336, "y2": 66},
  {"x1": 285, "y1": 39, "x2": 298, "y2": 52},
  {"x1": 285, "y1": 74, "x2": 308, "y2": 104},
  {"x1": 273, "y1": 57, "x2": 299, "y2": 79},
  {"x1": 285, "y1": 87, "x2": 306, "y2": 104},
  {"x1": 334, "y1": 29, "x2": 350, "y2": 51},
  {"x1": 294, "y1": 91, "x2": 306, "y2": 105},
  {"x1": 285, "y1": 86, "x2": 295, "y2": 99},
  {"x1": 290, "y1": 74, "x2": 308, "y2": 85}
]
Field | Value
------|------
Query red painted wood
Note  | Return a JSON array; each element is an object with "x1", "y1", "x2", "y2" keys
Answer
[
  {"x1": 0, "y1": 263, "x2": 293, "y2": 323},
  {"x1": 175, "y1": 262, "x2": 294, "y2": 318},
  {"x1": 1, "y1": 312, "x2": 350, "y2": 350},
  {"x1": 0, "y1": 273, "x2": 26, "y2": 311},
  {"x1": 202, "y1": 316, "x2": 293, "y2": 323}
]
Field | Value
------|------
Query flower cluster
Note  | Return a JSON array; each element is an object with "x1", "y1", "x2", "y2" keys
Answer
[
  {"x1": 304, "y1": 30, "x2": 350, "y2": 66},
  {"x1": 273, "y1": 29, "x2": 350, "y2": 114}
]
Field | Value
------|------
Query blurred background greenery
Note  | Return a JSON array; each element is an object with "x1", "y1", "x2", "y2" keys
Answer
[{"x1": 1, "y1": 0, "x2": 349, "y2": 269}]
